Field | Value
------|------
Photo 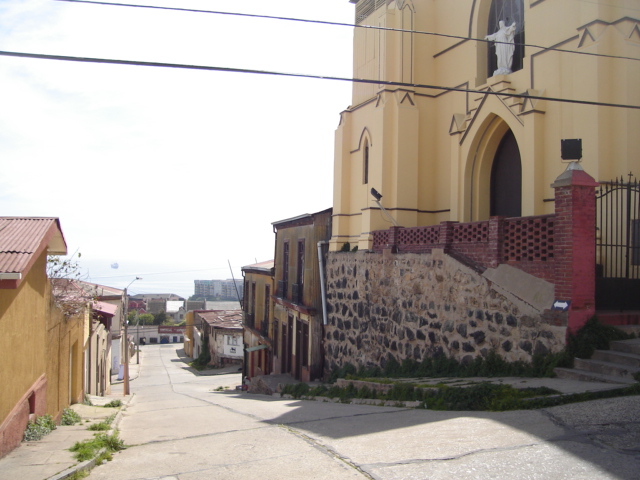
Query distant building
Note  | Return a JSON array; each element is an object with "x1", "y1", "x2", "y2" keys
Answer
[
  {"x1": 194, "y1": 310, "x2": 243, "y2": 367},
  {"x1": 193, "y1": 279, "x2": 243, "y2": 301}
]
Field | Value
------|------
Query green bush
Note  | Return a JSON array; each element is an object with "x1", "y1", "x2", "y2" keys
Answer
[
  {"x1": 23, "y1": 415, "x2": 57, "y2": 441},
  {"x1": 61, "y1": 408, "x2": 82, "y2": 426},
  {"x1": 566, "y1": 316, "x2": 634, "y2": 360}
]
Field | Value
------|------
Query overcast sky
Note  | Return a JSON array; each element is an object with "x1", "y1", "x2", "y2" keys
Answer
[{"x1": 0, "y1": 0, "x2": 355, "y2": 298}]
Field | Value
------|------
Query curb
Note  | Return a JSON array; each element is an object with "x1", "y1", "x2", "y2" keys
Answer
[{"x1": 45, "y1": 394, "x2": 135, "y2": 480}]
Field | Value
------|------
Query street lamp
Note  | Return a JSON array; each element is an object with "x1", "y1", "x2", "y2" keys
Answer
[
  {"x1": 123, "y1": 276, "x2": 142, "y2": 396},
  {"x1": 136, "y1": 311, "x2": 141, "y2": 365}
]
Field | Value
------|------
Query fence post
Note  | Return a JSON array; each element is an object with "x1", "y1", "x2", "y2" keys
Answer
[{"x1": 551, "y1": 162, "x2": 599, "y2": 334}]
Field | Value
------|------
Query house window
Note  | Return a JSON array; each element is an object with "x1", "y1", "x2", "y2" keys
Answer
[
  {"x1": 297, "y1": 240, "x2": 305, "y2": 302},
  {"x1": 282, "y1": 241, "x2": 290, "y2": 299},
  {"x1": 302, "y1": 322, "x2": 309, "y2": 368},
  {"x1": 263, "y1": 285, "x2": 270, "y2": 326},
  {"x1": 487, "y1": 0, "x2": 525, "y2": 77},
  {"x1": 273, "y1": 320, "x2": 279, "y2": 357},
  {"x1": 363, "y1": 141, "x2": 370, "y2": 185},
  {"x1": 227, "y1": 335, "x2": 239, "y2": 346}
]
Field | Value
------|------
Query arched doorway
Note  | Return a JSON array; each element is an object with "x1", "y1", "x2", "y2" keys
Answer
[{"x1": 490, "y1": 129, "x2": 522, "y2": 217}]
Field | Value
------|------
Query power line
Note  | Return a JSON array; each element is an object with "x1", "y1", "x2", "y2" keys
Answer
[
  {"x1": 52, "y1": 0, "x2": 640, "y2": 63},
  {"x1": 1, "y1": 49, "x2": 639, "y2": 110}
]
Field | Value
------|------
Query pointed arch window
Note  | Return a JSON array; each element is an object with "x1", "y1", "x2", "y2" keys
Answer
[
  {"x1": 363, "y1": 140, "x2": 370, "y2": 185},
  {"x1": 487, "y1": 0, "x2": 525, "y2": 76}
]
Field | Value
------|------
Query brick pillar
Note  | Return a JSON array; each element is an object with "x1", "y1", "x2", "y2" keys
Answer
[
  {"x1": 386, "y1": 226, "x2": 403, "y2": 252},
  {"x1": 438, "y1": 221, "x2": 457, "y2": 253},
  {"x1": 487, "y1": 216, "x2": 506, "y2": 268},
  {"x1": 551, "y1": 162, "x2": 598, "y2": 334}
]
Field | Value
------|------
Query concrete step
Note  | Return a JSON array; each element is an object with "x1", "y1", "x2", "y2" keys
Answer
[
  {"x1": 611, "y1": 338, "x2": 640, "y2": 355},
  {"x1": 554, "y1": 367, "x2": 637, "y2": 385},
  {"x1": 573, "y1": 358, "x2": 640, "y2": 379},
  {"x1": 592, "y1": 349, "x2": 640, "y2": 368}
]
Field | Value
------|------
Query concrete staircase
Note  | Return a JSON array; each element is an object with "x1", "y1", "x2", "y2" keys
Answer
[{"x1": 554, "y1": 338, "x2": 640, "y2": 385}]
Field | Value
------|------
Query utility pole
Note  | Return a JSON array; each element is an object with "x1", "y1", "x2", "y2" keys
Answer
[{"x1": 123, "y1": 277, "x2": 141, "y2": 396}]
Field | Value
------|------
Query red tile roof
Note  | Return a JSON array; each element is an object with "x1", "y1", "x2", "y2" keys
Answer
[{"x1": 0, "y1": 217, "x2": 67, "y2": 288}]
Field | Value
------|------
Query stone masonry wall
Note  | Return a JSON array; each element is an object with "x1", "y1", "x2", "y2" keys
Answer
[{"x1": 324, "y1": 249, "x2": 567, "y2": 375}]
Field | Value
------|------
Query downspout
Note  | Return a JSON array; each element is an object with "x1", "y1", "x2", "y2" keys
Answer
[{"x1": 317, "y1": 241, "x2": 329, "y2": 325}]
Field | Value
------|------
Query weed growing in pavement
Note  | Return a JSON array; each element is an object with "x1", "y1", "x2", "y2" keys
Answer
[
  {"x1": 23, "y1": 414, "x2": 57, "y2": 441},
  {"x1": 61, "y1": 407, "x2": 82, "y2": 426},
  {"x1": 88, "y1": 414, "x2": 115, "y2": 431},
  {"x1": 66, "y1": 470, "x2": 89, "y2": 480},
  {"x1": 103, "y1": 399, "x2": 122, "y2": 408},
  {"x1": 69, "y1": 432, "x2": 126, "y2": 462}
]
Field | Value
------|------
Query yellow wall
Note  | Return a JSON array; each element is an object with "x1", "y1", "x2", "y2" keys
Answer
[
  {"x1": 0, "y1": 250, "x2": 85, "y2": 438},
  {"x1": 46, "y1": 297, "x2": 86, "y2": 417},
  {"x1": 0, "y1": 253, "x2": 49, "y2": 424},
  {"x1": 332, "y1": 0, "x2": 640, "y2": 250}
]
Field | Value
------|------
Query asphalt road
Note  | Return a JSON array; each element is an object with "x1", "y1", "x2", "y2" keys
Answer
[{"x1": 89, "y1": 344, "x2": 640, "y2": 480}]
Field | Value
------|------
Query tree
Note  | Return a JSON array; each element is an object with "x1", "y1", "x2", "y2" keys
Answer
[
  {"x1": 138, "y1": 313, "x2": 155, "y2": 325},
  {"x1": 48, "y1": 252, "x2": 93, "y2": 318},
  {"x1": 153, "y1": 311, "x2": 167, "y2": 326}
]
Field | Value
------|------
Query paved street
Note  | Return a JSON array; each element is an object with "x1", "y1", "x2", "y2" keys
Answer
[{"x1": 90, "y1": 345, "x2": 640, "y2": 480}]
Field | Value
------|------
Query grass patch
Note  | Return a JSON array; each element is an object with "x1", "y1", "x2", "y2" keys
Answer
[
  {"x1": 88, "y1": 414, "x2": 115, "y2": 431},
  {"x1": 282, "y1": 380, "x2": 640, "y2": 411},
  {"x1": 23, "y1": 414, "x2": 57, "y2": 441},
  {"x1": 66, "y1": 470, "x2": 89, "y2": 480},
  {"x1": 103, "y1": 400, "x2": 122, "y2": 408},
  {"x1": 61, "y1": 407, "x2": 82, "y2": 426},
  {"x1": 69, "y1": 432, "x2": 126, "y2": 462}
]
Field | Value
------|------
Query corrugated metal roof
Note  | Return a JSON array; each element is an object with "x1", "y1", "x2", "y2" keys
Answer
[
  {"x1": 196, "y1": 310, "x2": 243, "y2": 330},
  {"x1": 242, "y1": 259, "x2": 274, "y2": 272},
  {"x1": 0, "y1": 217, "x2": 67, "y2": 276}
]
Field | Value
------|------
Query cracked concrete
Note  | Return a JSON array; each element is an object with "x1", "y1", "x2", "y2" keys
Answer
[{"x1": 83, "y1": 345, "x2": 639, "y2": 480}]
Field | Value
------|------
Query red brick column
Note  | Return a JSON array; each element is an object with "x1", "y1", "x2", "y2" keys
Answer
[
  {"x1": 552, "y1": 163, "x2": 598, "y2": 334},
  {"x1": 438, "y1": 221, "x2": 457, "y2": 253},
  {"x1": 487, "y1": 216, "x2": 506, "y2": 268}
]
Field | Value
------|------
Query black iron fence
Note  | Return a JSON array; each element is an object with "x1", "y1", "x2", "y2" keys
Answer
[{"x1": 596, "y1": 174, "x2": 640, "y2": 310}]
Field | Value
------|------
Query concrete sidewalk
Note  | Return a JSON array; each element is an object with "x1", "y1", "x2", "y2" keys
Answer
[{"x1": 0, "y1": 362, "x2": 139, "y2": 480}]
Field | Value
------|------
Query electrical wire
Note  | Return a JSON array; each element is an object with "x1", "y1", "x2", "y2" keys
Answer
[
  {"x1": 52, "y1": 0, "x2": 640, "y2": 63},
  {"x1": 1, "y1": 49, "x2": 638, "y2": 110}
]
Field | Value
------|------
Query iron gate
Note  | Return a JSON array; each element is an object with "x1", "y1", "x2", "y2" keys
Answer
[{"x1": 596, "y1": 174, "x2": 640, "y2": 310}]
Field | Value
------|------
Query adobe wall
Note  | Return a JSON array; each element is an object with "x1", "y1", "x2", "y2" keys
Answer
[{"x1": 323, "y1": 249, "x2": 567, "y2": 375}]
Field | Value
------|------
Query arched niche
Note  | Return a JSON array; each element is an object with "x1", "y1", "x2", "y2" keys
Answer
[{"x1": 471, "y1": 0, "x2": 525, "y2": 86}]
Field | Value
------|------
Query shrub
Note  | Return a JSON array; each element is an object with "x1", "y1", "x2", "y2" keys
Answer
[
  {"x1": 23, "y1": 415, "x2": 57, "y2": 441},
  {"x1": 61, "y1": 408, "x2": 82, "y2": 426},
  {"x1": 566, "y1": 316, "x2": 634, "y2": 360}
]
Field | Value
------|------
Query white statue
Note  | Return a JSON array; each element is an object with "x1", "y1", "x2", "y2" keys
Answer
[{"x1": 485, "y1": 21, "x2": 518, "y2": 76}]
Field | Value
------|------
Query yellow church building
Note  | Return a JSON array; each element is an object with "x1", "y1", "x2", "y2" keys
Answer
[{"x1": 332, "y1": 0, "x2": 639, "y2": 251}]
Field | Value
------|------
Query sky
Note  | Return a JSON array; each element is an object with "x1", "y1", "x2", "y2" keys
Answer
[{"x1": 0, "y1": 0, "x2": 355, "y2": 298}]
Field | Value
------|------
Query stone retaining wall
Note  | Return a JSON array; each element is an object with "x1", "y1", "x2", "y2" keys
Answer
[{"x1": 324, "y1": 249, "x2": 567, "y2": 376}]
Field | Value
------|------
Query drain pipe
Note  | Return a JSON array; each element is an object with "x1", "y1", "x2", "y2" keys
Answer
[{"x1": 317, "y1": 241, "x2": 329, "y2": 325}]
